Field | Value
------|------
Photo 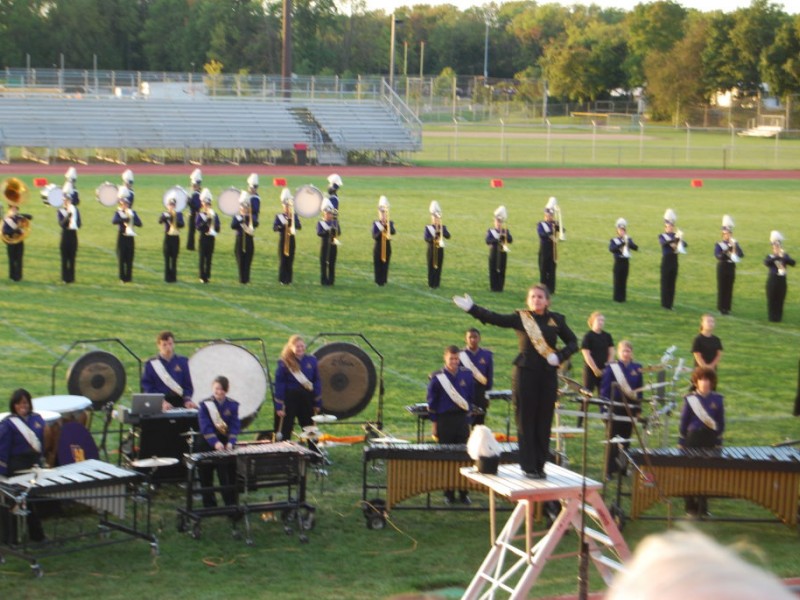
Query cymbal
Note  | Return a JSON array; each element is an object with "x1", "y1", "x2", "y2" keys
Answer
[
  {"x1": 551, "y1": 426, "x2": 584, "y2": 435},
  {"x1": 312, "y1": 414, "x2": 337, "y2": 424},
  {"x1": 634, "y1": 382, "x2": 670, "y2": 392},
  {"x1": 369, "y1": 437, "x2": 410, "y2": 445},
  {"x1": 600, "y1": 436, "x2": 634, "y2": 445},
  {"x1": 132, "y1": 456, "x2": 179, "y2": 468},
  {"x1": 298, "y1": 430, "x2": 320, "y2": 441},
  {"x1": 302, "y1": 425, "x2": 320, "y2": 434}
]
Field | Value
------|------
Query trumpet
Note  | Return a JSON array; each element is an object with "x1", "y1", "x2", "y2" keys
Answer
[
  {"x1": 555, "y1": 204, "x2": 566, "y2": 241},
  {"x1": 676, "y1": 229, "x2": 686, "y2": 254},
  {"x1": 729, "y1": 238, "x2": 740, "y2": 263},
  {"x1": 123, "y1": 207, "x2": 137, "y2": 237},
  {"x1": 621, "y1": 234, "x2": 630, "y2": 258}
]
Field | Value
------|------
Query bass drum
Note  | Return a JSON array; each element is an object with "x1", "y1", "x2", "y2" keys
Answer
[
  {"x1": 313, "y1": 342, "x2": 377, "y2": 420},
  {"x1": 96, "y1": 182, "x2": 119, "y2": 207},
  {"x1": 218, "y1": 187, "x2": 242, "y2": 216},
  {"x1": 189, "y1": 342, "x2": 267, "y2": 428},
  {"x1": 66, "y1": 351, "x2": 127, "y2": 409},
  {"x1": 294, "y1": 185, "x2": 323, "y2": 218}
]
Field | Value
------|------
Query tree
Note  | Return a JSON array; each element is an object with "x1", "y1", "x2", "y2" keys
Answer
[
  {"x1": 760, "y1": 16, "x2": 800, "y2": 127},
  {"x1": 625, "y1": 1, "x2": 687, "y2": 87}
]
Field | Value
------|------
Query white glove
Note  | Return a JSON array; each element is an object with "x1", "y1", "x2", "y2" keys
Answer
[
  {"x1": 453, "y1": 294, "x2": 474, "y2": 312},
  {"x1": 547, "y1": 353, "x2": 560, "y2": 367}
]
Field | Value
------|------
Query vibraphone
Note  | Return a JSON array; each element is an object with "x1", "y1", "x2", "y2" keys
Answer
[
  {"x1": 404, "y1": 403, "x2": 485, "y2": 442},
  {"x1": 0, "y1": 459, "x2": 156, "y2": 576},
  {"x1": 629, "y1": 446, "x2": 800, "y2": 526},
  {"x1": 177, "y1": 441, "x2": 319, "y2": 544},
  {"x1": 361, "y1": 442, "x2": 519, "y2": 528}
]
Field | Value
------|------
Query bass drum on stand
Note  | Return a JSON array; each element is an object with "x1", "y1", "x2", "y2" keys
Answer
[
  {"x1": 66, "y1": 351, "x2": 127, "y2": 410},
  {"x1": 188, "y1": 342, "x2": 267, "y2": 428},
  {"x1": 313, "y1": 342, "x2": 377, "y2": 420}
]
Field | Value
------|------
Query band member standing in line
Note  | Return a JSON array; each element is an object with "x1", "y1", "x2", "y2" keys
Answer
[
  {"x1": 196, "y1": 189, "x2": 220, "y2": 284},
  {"x1": 112, "y1": 189, "x2": 142, "y2": 283},
  {"x1": 186, "y1": 169, "x2": 202, "y2": 251},
  {"x1": 691, "y1": 314, "x2": 723, "y2": 371},
  {"x1": 600, "y1": 340, "x2": 643, "y2": 480},
  {"x1": 424, "y1": 201, "x2": 450, "y2": 289},
  {"x1": 158, "y1": 194, "x2": 185, "y2": 283},
  {"x1": 195, "y1": 376, "x2": 241, "y2": 509},
  {"x1": 454, "y1": 284, "x2": 578, "y2": 479},
  {"x1": 141, "y1": 331, "x2": 197, "y2": 411},
  {"x1": 274, "y1": 189, "x2": 301, "y2": 285},
  {"x1": 715, "y1": 215, "x2": 743, "y2": 315},
  {"x1": 487, "y1": 205, "x2": 512, "y2": 292},
  {"x1": 246, "y1": 173, "x2": 261, "y2": 225},
  {"x1": 64, "y1": 167, "x2": 80, "y2": 205},
  {"x1": 659, "y1": 209, "x2": 686, "y2": 310},
  {"x1": 459, "y1": 328, "x2": 493, "y2": 426},
  {"x1": 232, "y1": 195, "x2": 256, "y2": 285},
  {"x1": 609, "y1": 218, "x2": 638, "y2": 302},
  {"x1": 326, "y1": 173, "x2": 342, "y2": 212},
  {"x1": 428, "y1": 345, "x2": 474, "y2": 504},
  {"x1": 537, "y1": 197, "x2": 562, "y2": 294},
  {"x1": 274, "y1": 335, "x2": 322, "y2": 442},
  {"x1": 372, "y1": 196, "x2": 395, "y2": 286},
  {"x1": 3, "y1": 204, "x2": 33, "y2": 281},
  {"x1": 121, "y1": 169, "x2": 135, "y2": 206},
  {"x1": 57, "y1": 186, "x2": 81, "y2": 283},
  {"x1": 580, "y1": 311, "x2": 614, "y2": 426},
  {"x1": 764, "y1": 231, "x2": 795, "y2": 322},
  {"x1": 317, "y1": 199, "x2": 341, "y2": 286},
  {"x1": 0, "y1": 389, "x2": 47, "y2": 542}
]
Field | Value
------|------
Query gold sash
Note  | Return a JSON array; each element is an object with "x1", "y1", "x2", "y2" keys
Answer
[
  {"x1": 203, "y1": 400, "x2": 229, "y2": 436},
  {"x1": 518, "y1": 311, "x2": 556, "y2": 360},
  {"x1": 435, "y1": 372, "x2": 470, "y2": 411},
  {"x1": 459, "y1": 351, "x2": 488, "y2": 385}
]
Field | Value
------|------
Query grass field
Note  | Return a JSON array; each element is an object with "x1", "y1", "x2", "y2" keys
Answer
[{"x1": 0, "y1": 170, "x2": 799, "y2": 598}]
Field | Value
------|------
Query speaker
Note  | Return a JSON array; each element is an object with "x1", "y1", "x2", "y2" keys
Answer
[{"x1": 137, "y1": 414, "x2": 197, "y2": 482}]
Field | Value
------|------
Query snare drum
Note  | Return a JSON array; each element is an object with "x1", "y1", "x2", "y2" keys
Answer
[
  {"x1": 96, "y1": 181, "x2": 120, "y2": 207},
  {"x1": 217, "y1": 187, "x2": 242, "y2": 216},
  {"x1": 33, "y1": 395, "x2": 92, "y2": 426}
]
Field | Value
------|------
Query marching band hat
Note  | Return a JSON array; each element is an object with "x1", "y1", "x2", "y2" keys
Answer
[
  {"x1": 494, "y1": 205, "x2": 507, "y2": 221},
  {"x1": 378, "y1": 195, "x2": 389, "y2": 211},
  {"x1": 327, "y1": 173, "x2": 343, "y2": 189},
  {"x1": 770, "y1": 230, "x2": 784, "y2": 244},
  {"x1": 117, "y1": 187, "x2": 132, "y2": 201},
  {"x1": 238, "y1": 190, "x2": 250, "y2": 205},
  {"x1": 200, "y1": 188, "x2": 213, "y2": 203},
  {"x1": 321, "y1": 198, "x2": 334, "y2": 213},
  {"x1": 663, "y1": 208, "x2": 677, "y2": 224},
  {"x1": 429, "y1": 200, "x2": 442, "y2": 217},
  {"x1": 280, "y1": 187, "x2": 293, "y2": 205},
  {"x1": 121, "y1": 169, "x2": 134, "y2": 185},
  {"x1": 190, "y1": 168, "x2": 202, "y2": 185},
  {"x1": 240, "y1": 199, "x2": 250, "y2": 209},
  {"x1": 721, "y1": 214, "x2": 734, "y2": 232},
  {"x1": 616, "y1": 217, "x2": 627, "y2": 229},
  {"x1": 545, "y1": 196, "x2": 558, "y2": 214},
  {"x1": 247, "y1": 173, "x2": 259, "y2": 189},
  {"x1": 65, "y1": 167, "x2": 77, "y2": 182},
  {"x1": 62, "y1": 181, "x2": 74, "y2": 196}
]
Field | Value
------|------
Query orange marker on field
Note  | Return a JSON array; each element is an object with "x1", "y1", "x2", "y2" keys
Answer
[
  {"x1": 273, "y1": 178, "x2": 287, "y2": 187},
  {"x1": 691, "y1": 179, "x2": 703, "y2": 188},
  {"x1": 490, "y1": 179, "x2": 504, "y2": 188}
]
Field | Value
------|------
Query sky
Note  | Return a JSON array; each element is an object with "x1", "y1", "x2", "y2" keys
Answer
[{"x1": 361, "y1": 0, "x2": 792, "y2": 14}]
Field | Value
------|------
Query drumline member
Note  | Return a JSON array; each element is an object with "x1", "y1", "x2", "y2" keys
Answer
[
  {"x1": 372, "y1": 196, "x2": 395, "y2": 286},
  {"x1": 186, "y1": 169, "x2": 202, "y2": 251},
  {"x1": 424, "y1": 201, "x2": 450, "y2": 289},
  {"x1": 64, "y1": 167, "x2": 80, "y2": 205},
  {"x1": 232, "y1": 194, "x2": 256, "y2": 285},
  {"x1": 121, "y1": 169, "x2": 135, "y2": 206},
  {"x1": 274, "y1": 335, "x2": 322, "y2": 443},
  {"x1": 246, "y1": 173, "x2": 261, "y2": 224},
  {"x1": 537, "y1": 197, "x2": 562, "y2": 294},
  {"x1": 659, "y1": 209, "x2": 686, "y2": 310},
  {"x1": 195, "y1": 376, "x2": 241, "y2": 509},
  {"x1": 141, "y1": 330, "x2": 197, "y2": 411},
  {"x1": 764, "y1": 230, "x2": 795, "y2": 323},
  {"x1": 0, "y1": 388, "x2": 47, "y2": 542},
  {"x1": 57, "y1": 186, "x2": 81, "y2": 283},
  {"x1": 691, "y1": 314, "x2": 723, "y2": 371},
  {"x1": 459, "y1": 328, "x2": 493, "y2": 426},
  {"x1": 3, "y1": 204, "x2": 33, "y2": 282},
  {"x1": 196, "y1": 189, "x2": 220, "y2": 284},
  {"x1": 427, "y1": 345, "x2": 474, "y2": 504},
  {"x1": 454, "y1": 284, "x2": 578, "y2": 479},
  {"x1": 111, "y1": 189, "x2": 142, "y2": 283},
  {"x1": 158, "y1": 193, "x2": 185, "y2": 283},
  {"x1": 317, "y1": 199, "x2": 341, "y2": 286},
  {"x1": 274, "y1": 188, "x2": 301, "y2": 285},
  {"x1": 609, "y1": 218, "x2": 638, "y2": 303},
  {"x1": 600, "y1": 340, "x2": 643, "y2": 480},
  {"x1": 326, "y1": 173, "x2": 342, "y2": 212},
  {"x1": 715, "y1": 215, "x2": 743, "y2": 315},
  {"x1": 487, "y1": 205, "x2": 512, "y2": 292}
]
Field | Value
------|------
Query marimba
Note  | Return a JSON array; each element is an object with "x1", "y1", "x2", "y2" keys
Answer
[
  {"x1": 629, "y1": 446, "x2": 800, "y2": 526},
  {"x1": 404, "y1": 403, "x2": 485, "y2": 442}
]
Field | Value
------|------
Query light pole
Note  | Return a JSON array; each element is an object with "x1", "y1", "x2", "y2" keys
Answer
[{"x1": 389, "y1": 13, "x2": 404, "y2": 90}]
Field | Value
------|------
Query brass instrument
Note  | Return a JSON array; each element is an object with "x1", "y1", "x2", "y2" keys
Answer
[
  {"x1": 378, "y1": 196, "x2": 391, "y2": 263},
  {"x1": 123, "y1": 206, "x2": 137, "y2": 237},
  {"x1": 167, "y1": 206, "x2": 179, "y2": 236},
  {"x1": 283, "y1": 198, "x2": 295, "y2": 257},
  {"x1": 2, "y1": 177, "x2": 30, "y2": 206},
  {"x1": 622, "y1": 234, "x2": 630, "y2": 258},
  {"x1": 2, "y1": 178, "x2": 32, "y2": 244},
  {"x1": 545, "y1": 197, "x2": 561, "y2": 264}
]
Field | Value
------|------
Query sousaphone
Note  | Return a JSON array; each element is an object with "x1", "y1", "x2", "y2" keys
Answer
[{"x1": 1, "y1": 177, "x2": 32, "y2": 244}]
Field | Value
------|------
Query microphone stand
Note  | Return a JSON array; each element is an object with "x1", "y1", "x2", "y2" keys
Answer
[{"x1": 576, "y1": 386, "x2": 593, "y2": 600}]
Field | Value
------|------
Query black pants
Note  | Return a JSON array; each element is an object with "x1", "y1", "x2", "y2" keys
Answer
[
  {"x1": 275, "y1": 389, "x2": 315, "y2": 442},
  {"x1": 373, "y1": 241, "x2": 391, "y2": 286},
  {"x1": 538, "y1": 249, "x2": 556, "y2": 294},
  {"x1": 60, "y1": 230, "x2": 78, "y2": 283},
  {"x1": 198, "y1": 236, "x2": 215, "y2": 282},
  {"x1": 427, "y1": 244, "x2": 444, "y2": 288},
  {"x1": 117, "y1": 235, "x2": 134, "y2": 282},
  {"x1": 612, "y1": 258, "x2": 629, "y2": 302},
  {"x1": 514, "y1": 365, "x2": 557, "y2": 474},
  {"x1": 278, "y1": 237, "x2": 295, "y2": 284},
  {"x1": 194, "y1": 438, "x2": 237, "y2": 508},
  {"x1": 163, "y1": 235, "x2": 179, "y2": 282},
  {"x1": 186, "y1": 210, "x2": 198, "y2": 251},
  {"x1": 766, "y1": 273, "x2": 787, "y2": 322},
  {"x1": 471, "y1": 383, "x2": 489, "y2": 426},
  {"x1": 488, "y1": 247, "x2": 507, "y2": 291},
  {"x1": 235, "y1": 236, "x2": 254, "y2": 284},
  {"x1": 7, "y1": 242, "x2": 23, "y2": 281},
  {"x1": 320, "y1": 242, "x2": 337, "y2": 285},
  {"x1": 660, "y1": 254, "x2": 678, "y2": 308},
  {"x1": 604, "y1": 407, "x2": 640, "y2": 479},
  {"x1": 684, "y1": 429, "x2": 718, "y2": 516},
  {"x1": 717, "y1": 262, "x2": 736, "y2": 314},
  {"x1": 1, "y1": 452, "x2": 46, "y2": 543},
  {"x1": 437, "y1": 411, "x2": 470, "y2": 499}
]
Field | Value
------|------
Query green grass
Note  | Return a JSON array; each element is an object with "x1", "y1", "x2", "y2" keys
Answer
[{"x1": 1, "y1": 173, "x2": 799, "y2": 598}]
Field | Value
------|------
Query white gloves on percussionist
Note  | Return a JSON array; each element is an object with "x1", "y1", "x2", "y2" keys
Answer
[
  {"x1": 547, "y1": 353, "x2": 560, "y2": 367},
  {"x1": 453, "y1": 294, "x2": 474, "y2": 312}
]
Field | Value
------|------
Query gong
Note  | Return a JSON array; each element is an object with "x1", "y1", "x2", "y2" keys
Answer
[
  {"x1": 66, "y1": 351, "x2": 127, "y2": 409},
  {"x1": 313, "y1": 342, "x2": 377, "y2": 420}
]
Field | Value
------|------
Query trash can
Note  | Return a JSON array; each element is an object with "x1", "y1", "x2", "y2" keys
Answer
[{"x1": 293, "y1": 143, "x2": 308, "y2": 166}]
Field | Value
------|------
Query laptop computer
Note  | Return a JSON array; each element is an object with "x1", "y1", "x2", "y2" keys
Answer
[{"x1": 130, "y1": 393, "x2": 164, "y2": 416}]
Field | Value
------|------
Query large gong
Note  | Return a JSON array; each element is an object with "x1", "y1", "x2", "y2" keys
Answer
[
  {"x1": 66, "y1": 351, "x2": 127, "y2": 409},
  {"x1": 313, "y1": 342, "x2": 377, "y2": 420}
]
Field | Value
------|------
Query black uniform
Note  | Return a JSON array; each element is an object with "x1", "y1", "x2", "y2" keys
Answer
[
  {"x1": 2, "y1": 212, "x2": 32, "y2": 281},
  {"x1": 274, "y1": 212, "x2": 301, "y2": 285},
  {"x1": 486, "y1": 227, "x2": 513, "y2": 292},
  {"x1": 424, "y1": 223, "x2": 451, "y2": 289},
  {"x1": 317, "y1": 217, "x2": 341, "y2": 286},
  {"x1": 765, "y1": 250, "x2": 796, "y2": 322},
  {"x1": 196, "y1": 209, "x2": 220, "y2": 283},
  {"x1": 57, "y1": 204, "x2": 80, "y2": 283},
  {"x1": 537, "y1": 218, "x2": 560, "y2": 294},
  {"x1": 659, "y1": 231, "x2": 686, "y2": 309},
  {"x1": 112, "y1": 207, "x2": 142, "y2": 282},
  {"x1": 372, "y1": 219, "x2": 395, "y2": 286},
  {"x1": 609, "y1": 235, "x2": 638, "y2": 302},
  {"x1": 232, "y1": 213, "x2": 257, "y2": 284},
  {"x1": 715, "y1": 238, "x2": 743, "y2": 314},
  {"x1": 186, "y1": 189, "x2": 201, "y2": 251},
  {"x1": 158, "y1": 209, "x2": 185, "y2": 283}
]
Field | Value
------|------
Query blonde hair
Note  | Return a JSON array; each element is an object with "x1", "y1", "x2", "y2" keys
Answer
[
  {"x1": 280, "y1": 334, "x2": 304, "y2": 372},
  {"x1": 587, "y1": 311, "x2": 603, "y2": 328}
]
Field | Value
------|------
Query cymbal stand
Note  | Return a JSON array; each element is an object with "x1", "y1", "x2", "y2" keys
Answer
[
  {"x1": 576, "y1": 387, "x2": 592, "y2": 600},
  {"x1": 98, "y1": 400, "x2": 115, "y2": 461}
]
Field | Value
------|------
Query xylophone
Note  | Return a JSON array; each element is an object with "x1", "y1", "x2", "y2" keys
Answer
[{"x1": 628, "y1": 446, "x2": 800, "y2": 526}]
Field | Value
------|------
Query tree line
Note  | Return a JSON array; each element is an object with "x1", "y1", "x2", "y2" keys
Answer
[{"x1": 0, "y1": 0, "x2": 798, "y2": 120}]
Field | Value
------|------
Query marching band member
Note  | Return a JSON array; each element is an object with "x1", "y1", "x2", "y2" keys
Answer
[
  {"x1": 186, "y1": 169, "x2": 202, "y2": 251},
  {"x1": 580, "y1": 311, "x2": 614, "y2": 425},
  {"x1": 486, "y1": 205, "x2": 512, "y2": 292},
  {"x1": 317, "y1": 199, "x2": 341, "y2": 286},
  {"x1": 715, "y1": 215, "x2": 743, "y2": 315},
  {"x1": 274, "y1": 188, "x2": 301, "y2": 285},
  {"x1": 246, "y1": 173, "x2": 261, "y2": 223},
  {"x1": 691, "y1": 314, "x2": 723, "y2": 371},
  {"x1": 57, "y1": 186, "x2": 81, "y2": 283},
  {"x1": 453, "y1": 284, "x2": 578, "y2": 479},
  {"x1": 232, "y1": 194, "x2": 256, "y2": 285},
  {"x1": 141, "y1": 330, "x2": 197, "y2": 411},
  {"x1": 0, "y1": 389, "x2": 46, "y2": 542},
  {"x1": 459, "y1": 328, "x2": 493, "y2": 426},
  {"x1": 764, "y1": 231, "x2": 796, "y2": 322},
  {"x1": 658, "y1": 209, "x2": 686, "y2": 310},
  {"x1": 428, "y1": 345, "x2": 474, "y2": 504},
  {"x1": 679, "y1": 367, "x2": 725, "y2": 517},
  {"x1": 372, "y1": 196, "x2": 395, "y2": 286},
  {"x1": 537, "y1": 197, "x2": 561, "y2": 294},
  {"x1": 196, "y1": 189, "x2": 220, "y2": 284},
  {"x1": 64, "y1": 167, "x2": 80, "y2": 205},
  {"x1": 326, "y1": 173, "x2": 342, "y2": 212},
  {"x1": 3, "y1": 204, "x2": 33, "y2": 282},
  {"x1": 195, "y1": 376, "x2": 241, "y2": 509},
  {"x1": 274, "y1": 335, "x2": 322, "y2": 443},
  {"x1": 600, "y1": 340, "x2": 643, "y2": 480},
  {"x1": 121, "y1": 169, "x2": 135, "y2": 206},
  {"x1": 424, "y1": 200, "x2": 450, "y2": 289},
  {"x1": 158, "y1": 193, "x2": 185, "y2": 283},
  {"x1": 609, "y1": 218, "x2": 638, "y2": 302},
  {"x1": 111, "y1": 189, "x2": 141, "y2": 283}
]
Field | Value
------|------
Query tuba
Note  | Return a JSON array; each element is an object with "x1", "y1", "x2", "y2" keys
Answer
[{"x1": 2, "y1": 178, "x2": 32, "y2": 245}]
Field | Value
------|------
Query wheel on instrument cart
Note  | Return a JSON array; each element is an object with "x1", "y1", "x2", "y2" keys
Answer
[
  {"x1": 281, "y1": 508, "x2": 298, "y2": 525},
  {"x1": 177, "y1": 514, "x2": 188, "y2": 533},
  {"x1": 363, "y1": 498, "x2": 386, "y2": 530},
  {"x1": 32, "y1": 563, "x2": 43, "y2": 578},
  {"x1": 191, "y1": 522, "x2": 202, "y2": 540},
  {"x1": 151, "y1": 541, "x2": 160, "y2": 556},
  {"x1": 301, "y1": 509, "x2": 316, "y2": 531},
  {"x1": 610, "y1": 503, "x2": 626, "y2": 531}
]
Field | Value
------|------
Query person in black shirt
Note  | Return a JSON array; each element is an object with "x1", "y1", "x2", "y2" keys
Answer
[
  {"x1": 580, "y1": 311, "x2": 614, "y2": 426},
  {"x1": 691, "y1": 314, "x2": 722, "y2": 371}
]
